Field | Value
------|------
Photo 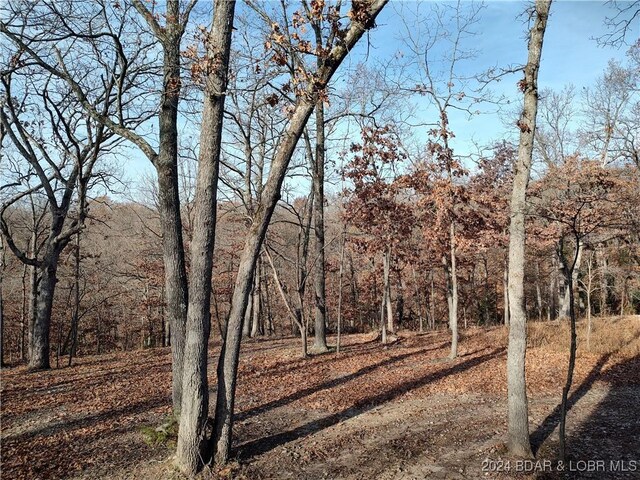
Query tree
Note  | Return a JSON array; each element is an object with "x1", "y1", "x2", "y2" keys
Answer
[
  {"x1": 211, "y1": 0, "x2": 389, "y2": 465},
  {"x1": 529, "y1": 157, "x2": 635, "y2": 461},
  {"x1": 505, "y1": 0, "x2": 551, "y2": 459},
  {"x1": 581, "y1": 51, "x2": 639, "y2": 168},
  {"x1": 1, "y1": 43, "x2": 118, "y2": 369},
  {"x1": 343, "y1": 126, "x2": 414, "y2": 342},
  {"x1": 395, "y1": 0, "x2": 489, "y2": 358},
  {"x1": 264, "y1": 193, "x2": 315, "y2": 357},
  {"x1": 1, "y1": 0, "x2": 197, "y2": 412},
  {"x1": 175, "y1": 0, "x2": 237, "y2": 474}
]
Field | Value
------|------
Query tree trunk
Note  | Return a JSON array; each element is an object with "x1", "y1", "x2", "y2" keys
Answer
[
  {"x1": 210, "y1": 2, "x2": 389, "y2": 463},
  {"x1": 506, "y1": 0, "x2": 550, "y2": 459},
  {"x1": 503, "y1": 258, "x2": 510, "y2": 326},
  {"x1": 559, "y1": 240, "x2": 582, "y2": 319},
  {"x1": 20, "y1": 262, "x2": 28, "y2": 361},
  {"x1": 336, "y1": 229, "x2": 346, "y2": 353},
  {"x1": 28, "y1": 233, "x2": 38, "y2": 362},
  {"x1": 558, "y1": 236, "x2": 580, "y2": 462},
  {"x1": 0, "y1": 237, "x2": 4, "y2": 367},
  {"x1": 175, "y1": 0, "x2": 236, "y2": 474},
  {"x1": 312, "y1": 101, "x2": 329, "y2": 353},
  {"x1": 380, "y1": 262, "x2": 388, "y2": 345},
  {"x1": 383, "y1": 248, "x2": 393, "y2": 337},
  {"x1": 251, "y1": 261, "x2": 261, "y2": 337},
  {"x1": 155, "y1": 14, "x2": 191, "y2": 413},
  {"x1": 397, "y1": 276, "x2": 405, "y2": 329},
  {"x1": 535, "y1": 261, "x2": 543, "y2": 321},
  {"x1": 596, "y1": 244, "x2": 608, "y2": 315},
  {"x1": 30, "y1": 254, "x2": 61, "y2": 370},
  {"x1": 349, "y1": 256, "x2": 359, "y2": 329},
  {"x1": 412, "y1": 266, "x2": 424, "y2": 333},
  {"x1": 68, "y1": 231, "x2": 81, "y2": 366},
  {"x1": 449, "y1": 224, "x2": 458, "y2": 358},
  {"x1": 430, "y1": 271, "x2": 436, "y2": 330},
  {"x1": 243, "y1": 283, "x2": 253, "y2": 337},
  {"x1": 156, "y1": 162, "x2": 189, "y2": 415}
]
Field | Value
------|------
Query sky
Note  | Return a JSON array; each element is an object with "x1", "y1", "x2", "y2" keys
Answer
[
  {"x1": 123, "y1": 0, "x2": 638, "y2": 196},
  {"x1": 357, "y1": 0, "x2": 636, "y2": 159}
]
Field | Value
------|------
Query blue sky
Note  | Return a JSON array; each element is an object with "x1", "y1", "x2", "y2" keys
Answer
[
  {"x1": 357, "y1": 1, "x2": 636, "y2": 159},
  {"x1": 124, "y1": 1, "x2": 637, "y2": 194}
]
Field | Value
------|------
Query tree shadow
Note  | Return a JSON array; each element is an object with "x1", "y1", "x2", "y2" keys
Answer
[
  {"x1": 565, "y1": 355, "x2": 640, "y2": 477},
  {"x1": 235, "y1": 348, "x2": 505, "y2": 461},
  {"x1": 236, "y1": 342, "x2": 450, "y2": 422},
  {"x1": 530, "y1": 330, "x2": 640, "y2": 455},
  {"x1": 237, "y1": 338, "x2": 448, "y2": 388},
  {"x1": 3, "y1": 395, "x2": 169, "y2": 444},
  {"x1": 530, "y1": 352, "x2": 613, "y2": 454},
  {"x1": 535, "y1": 354, "x2": 640, "y2": 479},
  {"x1": 2, "y1": 397, "x2": 172, "y2": 480}
]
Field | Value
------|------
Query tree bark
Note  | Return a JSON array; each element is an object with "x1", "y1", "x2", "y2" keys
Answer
[
  {"x1": 596, "y1": 244, "x2": 608, "y2": 315},
  {"x1": 383, "y1": 247, "x2": 393, "y2": 339},
  {"x1": 503, "y1": 258, "x2": 510, "y2": 326},
  {"x1": 336, "y1": 229, "x2": 346, "y2": 353},
  {"x1": 175, "y1": 0, "x2": 236, "y2": 474},
  {"x1": 535, "y1": 261, "x2": 543, "y2": 321},
  {"x1": 30, "y1": 252, "x2": 61, "y2": 370},
  {"x1": 153, "y1": 0, "x2": 191, "y2": 416},
  {"x1": 0, "y1": 237, "x2": 5, "y2": 367},
  {"x1": 559, "y1": 240, "x2": 582, "y2": 319},
  {"x1": 506, "y1": 0, "x2": 551, "y2": 459},
  {"x1": 68, "y1": 231, "x2": 81, "y2": 366},
  {"x1": 210, "y1": 1, "x2": 389, "y2": 463},
  {"x1": 251, "y1": 260, "x2": 261, "y2": 337},
  {"x1": 312, "y1": 101, "x2": 329, "y2": 352}
]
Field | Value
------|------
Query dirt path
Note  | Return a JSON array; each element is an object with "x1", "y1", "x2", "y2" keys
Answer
[
  {"x1": 2, "y1": 324, "x2": 639, "y2": 480},
  {"x1": 234, "y1": 385, "x2": 639, "y2": 480}
]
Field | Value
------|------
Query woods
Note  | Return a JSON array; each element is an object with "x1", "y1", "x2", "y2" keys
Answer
[{"x1": 1, "y1": 1, "x2": 640, "y2": 479}]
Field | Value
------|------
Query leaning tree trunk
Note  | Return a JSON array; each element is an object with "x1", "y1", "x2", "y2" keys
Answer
[
  {"x1": 210, "y1": 2, "x2": 389, "y2": 464},
  {"x1": 506, "y1": 0, "x2": 550, "y2": 459},
  {"x1": 312, "y1": 101, "x2": 329, "y2": 352},
  {"x1": 175, "y1": 0, "x2": 236, "y2": 474}
]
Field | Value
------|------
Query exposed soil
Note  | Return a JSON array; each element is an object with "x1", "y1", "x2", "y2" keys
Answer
[{"x1": 1, "y1": 321, "x2": 639, "y2": 480}]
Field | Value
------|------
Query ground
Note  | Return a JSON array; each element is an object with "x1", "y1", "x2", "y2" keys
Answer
[{"x1": 2, "y1": 317, "x2": 639, "y2": 480}]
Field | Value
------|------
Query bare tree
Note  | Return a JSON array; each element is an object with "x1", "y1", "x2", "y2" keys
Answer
[
  {"x1": 175, "y1": 0, "x2": 237, "y2": 474},
  {"x1": 505, "y1": 0, "x2": 551, "y2": 459},
  {"x1": 1, "y1": 0, "x2": 197, "y2": 412},
  {"x1": 0, "y1": 62, "x2": 116, "y2": 369},
  {"x1": 395, "y1": 0, "x2": 488, "y2": 358},
  {"x1": 211, "y1": 0, "x2": 389, "y2": 465}
]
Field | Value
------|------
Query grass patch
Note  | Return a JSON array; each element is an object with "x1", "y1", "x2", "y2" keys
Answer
[
  {"x1": 527, "y1": 315, "x2": 640, "y2": 357},
  {"x1": 140, "y1": 416, "x2": 179, "y2": 449}
]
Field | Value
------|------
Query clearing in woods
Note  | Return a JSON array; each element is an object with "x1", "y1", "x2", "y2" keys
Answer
[{"x1": 1, "y1": 317, "x2": 639, "y2": 480}]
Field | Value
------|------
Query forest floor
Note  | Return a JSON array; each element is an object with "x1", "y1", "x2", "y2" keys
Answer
[{"x1": 1, "y1": 316, "x2": 639, "y2": 480}]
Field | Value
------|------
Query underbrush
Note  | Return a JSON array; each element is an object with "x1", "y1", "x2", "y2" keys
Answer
[{"x1": 527, "y1": 315, "x2": 640, "y2": 357}]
